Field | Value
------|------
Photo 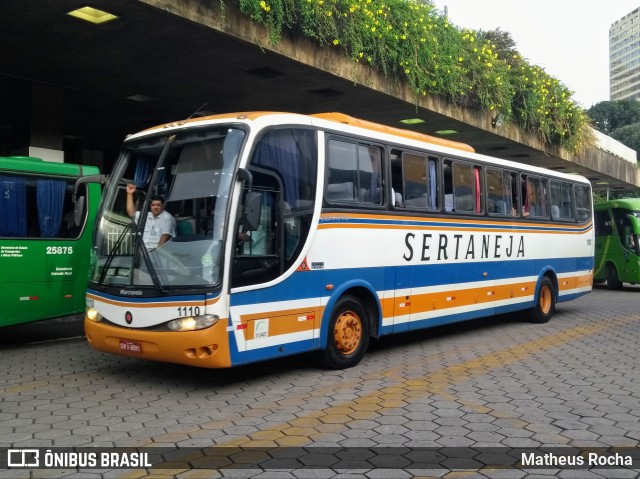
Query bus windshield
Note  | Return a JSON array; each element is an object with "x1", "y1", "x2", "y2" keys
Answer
[{"x1": 91, "y1": 126, "x2": 246, "y2": 289}]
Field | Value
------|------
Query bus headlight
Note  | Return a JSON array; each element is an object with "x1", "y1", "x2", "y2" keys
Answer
[
  {"x1": 86, "y1": 307, "x2": 102, "y2": 322},
  {"x1": 167, "y1": 314, "x2": 219, "y2": 331}
]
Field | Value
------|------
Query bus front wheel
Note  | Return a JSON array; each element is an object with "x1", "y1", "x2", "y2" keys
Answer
[
  {"x1": 526, "y1": 276, "x2": 556, "y2": 324},
  {"x1": 319, "y1": 295, "x2": 370, "y2": 369},
  {"x1": 606, "y1": 264, "x2": 623, "y2": 290}
]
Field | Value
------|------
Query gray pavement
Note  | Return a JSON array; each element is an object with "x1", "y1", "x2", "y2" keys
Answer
[{"x1": 1, "y1": 286, "x2": 639, "y2": 478}]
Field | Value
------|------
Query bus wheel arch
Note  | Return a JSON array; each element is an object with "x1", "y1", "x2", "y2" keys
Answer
[
  {"x1": 526, "y1": 273, "x2": 557, "y2": 324},
  {"x1": 318, "y1": 286, "x2": 379, "y2": 369}
]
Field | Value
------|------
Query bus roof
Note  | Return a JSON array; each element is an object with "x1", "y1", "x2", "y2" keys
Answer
[
  {"x1": 136, "y1": 111, "x2": 474, "y2": 153},
  {"x1": 131, "y1": 111, "x2": 588, "y2": 185},
  {"x1": 310, "y1": 112, "x2": 475, "y2": 153},
  {"x1": 595, "y1": 198, "x2": 640, "y2": 211},
  {"x1": 0, "y1": 156, "x2": 99, "y2": 177}
]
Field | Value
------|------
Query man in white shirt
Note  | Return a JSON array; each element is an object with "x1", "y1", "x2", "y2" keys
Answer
[{"x1": 126, "y1": 184, "x2": 176, "y2": 250}]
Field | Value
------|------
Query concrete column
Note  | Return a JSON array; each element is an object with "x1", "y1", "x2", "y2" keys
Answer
[{"x1": 27, "y1": 83, "x2": 64, "y2": 163}]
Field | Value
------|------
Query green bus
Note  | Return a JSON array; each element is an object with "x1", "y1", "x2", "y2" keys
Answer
[
  {"x1": 594, "y1": 198, "x2": 640, "y2": 289},
  {"x1": 0, "y1": 156, "x2": 101, "y2": 327}
]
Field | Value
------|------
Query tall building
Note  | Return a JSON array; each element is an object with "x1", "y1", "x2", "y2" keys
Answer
[{"x1": 610, "y1": 7, "x2": 640, "y2": 101}]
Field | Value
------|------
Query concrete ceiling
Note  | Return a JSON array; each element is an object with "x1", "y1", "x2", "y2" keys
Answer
[{"x1": 0, "y1": 0, "x2": 636, "y2": 192}]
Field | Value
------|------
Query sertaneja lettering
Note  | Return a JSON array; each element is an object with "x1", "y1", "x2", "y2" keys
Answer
[{"x1": 403, "y1": 232, "x2": 525, "y2": 262}]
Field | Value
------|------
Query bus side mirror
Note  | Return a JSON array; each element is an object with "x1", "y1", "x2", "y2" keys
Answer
[
  {"x1": 243, "y1": 192, "x2": 262, "y2": 232},
  {"x1": 74, "y1": 195, "x2": 86, "y2": 227},
  {"x1": 72, "y1": 173, "x2": 107, "y2": 226},
  {"x1": 627, "y1": 214, "x2": 640, "y2": 235}
]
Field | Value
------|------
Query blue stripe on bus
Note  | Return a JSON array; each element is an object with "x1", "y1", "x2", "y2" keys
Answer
[
  {"x1": 227, "y1": 286, "x2": 591, "y2": 367},
  {"x1": 229, "y1": 256, "x2": 593, "y2": 306},
  {"x1": 226, "y1": 256, "x2": 592, "y2": 365}
]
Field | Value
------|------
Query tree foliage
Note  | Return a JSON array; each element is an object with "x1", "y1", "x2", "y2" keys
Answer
[
  {"x1": 587, "y1": 100, "x2": 640, "y2": 135},
  {"x1": 611, "y1": 122, "x2": 640, "y2": 152}
]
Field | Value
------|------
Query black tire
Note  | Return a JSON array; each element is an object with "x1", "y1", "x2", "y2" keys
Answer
[
  {"x1": 319, "y1": 294, "x2": 370, "y2": 369},
  {"x1": 606, "y1": 264, "x2": 623, "y2": 290},
  {"x1": 525, "y1": 276, "x2": 556, "y2": 324}
]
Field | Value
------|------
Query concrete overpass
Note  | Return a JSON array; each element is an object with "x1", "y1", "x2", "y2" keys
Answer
[{"x1": 1, "y1": 0, "x2": 638, "y2": 193}]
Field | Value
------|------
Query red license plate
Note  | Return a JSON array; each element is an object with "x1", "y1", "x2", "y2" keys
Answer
[{"x1": 119, "y1": 339, "x2": 142, "y2": 354}]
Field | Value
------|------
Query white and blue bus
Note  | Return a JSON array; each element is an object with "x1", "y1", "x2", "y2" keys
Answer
[{"x1": 84, "y1": 112, "x2": 593, "y2": 369}]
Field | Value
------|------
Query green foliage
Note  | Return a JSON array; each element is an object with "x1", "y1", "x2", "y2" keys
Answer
[
  {"x1": 611, "y1": 122, "x2": 640, "y2": 152},
  {"x1": 233, "y1": 0, "x2": 592, "y2": 152},
  {"x1": 587, "y1": 100, "x2": 640, "y2": 135}
]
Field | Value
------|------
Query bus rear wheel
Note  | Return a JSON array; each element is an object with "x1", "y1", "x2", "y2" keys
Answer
[
  {"x1": 526, "y1": 276, "x2": 556, "y2": 324},
  {"x1": 319, "y1": 295, "x2": 370, "y2": 369},
  {"x1": 606, "y1": 264, "x2": 623, "y2": 290}
]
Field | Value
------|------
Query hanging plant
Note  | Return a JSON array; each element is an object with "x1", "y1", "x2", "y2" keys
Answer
[{"x1": 232, "y1": 0, "x2": 592, "y2": 153}]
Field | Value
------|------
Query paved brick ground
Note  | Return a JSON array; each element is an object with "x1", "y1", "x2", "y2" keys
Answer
[{"x1": 1, "y1": 286, "x2": 639, "y2": 478}]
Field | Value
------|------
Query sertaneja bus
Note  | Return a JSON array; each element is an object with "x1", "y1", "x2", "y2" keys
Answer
[
  {"x1": 0, "y1": 156, "x2": 100, "y2": 327},
  {"x1": 84, "y1": 112, "x2": 594, "y2": 369}
]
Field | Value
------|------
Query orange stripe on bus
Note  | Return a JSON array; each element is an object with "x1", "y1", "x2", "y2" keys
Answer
[
  {"x1": 240, "y1": 307, "x2": 321, "y2": 340},
  {"x1": 558, "y1": 273, "x2": 593, "y2": 292},
  {"x1": 379, "y1": 273, "x2": 590, "y2": 323},
  {"x1": 237, "y1": 274, "x2": 591, "y2": 340}
]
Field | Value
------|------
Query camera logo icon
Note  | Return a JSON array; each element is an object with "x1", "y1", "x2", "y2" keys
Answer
[{"x1": 7, "y1": 449, "x2": 39, "y2": 467}]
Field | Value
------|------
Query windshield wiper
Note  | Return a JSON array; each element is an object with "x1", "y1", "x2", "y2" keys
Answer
[{"x1": 133, "y1": 134, "x2": 176, "y2": 294}]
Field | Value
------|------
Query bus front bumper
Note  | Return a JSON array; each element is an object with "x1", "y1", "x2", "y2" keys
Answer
[{"x1": 84, "y1": 317, "x2": 232, "y2": 368}]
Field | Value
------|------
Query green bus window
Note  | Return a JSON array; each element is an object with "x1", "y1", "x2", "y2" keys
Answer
[{"x1": 0, "y1": 173, "x2": 83, "y2": 239}]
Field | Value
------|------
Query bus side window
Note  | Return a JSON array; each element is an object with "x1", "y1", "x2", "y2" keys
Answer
[
  {"x1": 62, "y1": 184, "x2": 87, "y2": 238},
  {"x1": 0, "y1": 173, "x2": 28, "y2": 237},
  {"x1": 486, "y1": 167, "x2": 513, "y2": 216},
  {"x1": 612, "y1": 208, "x2": 635, "y2": 252},
  {"x1": 327, "y1": 139, "x2": 358, "y2": 203},
  {"x1": 595, "y1": 210, "x2": 612, "y2": 236},
  {"x1": 402, "y1": 153, "x2": 427, "y2": 209},
  {"x1": 550, "y1": 180, "x2": 574, "y2": 221},
  {"x1": 358, "y1": 145, "x2": 382, "y2": 205},
  {"x1": 326, "y1": 139, "x2": 383, "y2": 206},
  {"x1": 0, "y1": 173, "x2": 81, "y2": 239},
  {"x1": 574, "y1": 184, "x2": 592, "y2": 223},
  {"x1": 522, "y1": 175, "x2": 548, "y2": 218},
  {"x1": 452, "y1": 162, "x2": 474, "y2": 213},
  {"x1": 401, "y1": 153, "x2": 440, "y2": 210}
]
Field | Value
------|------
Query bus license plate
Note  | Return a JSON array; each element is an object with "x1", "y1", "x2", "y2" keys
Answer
[{"x1": 119, "y1": 339, "x2": 142, "y2": 354}]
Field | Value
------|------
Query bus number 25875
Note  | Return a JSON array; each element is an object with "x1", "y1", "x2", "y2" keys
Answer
[{"x1": 46, "y1": 246, "x2": 73, "y2": 254}]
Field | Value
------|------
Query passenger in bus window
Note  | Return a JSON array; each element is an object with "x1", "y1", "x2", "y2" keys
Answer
[
  {"x1": 126, "y1": 184, "x2": 176, "y2": 250},
  {"x1": 523, "y1": 178, "x2": 536, "y2": 218}
]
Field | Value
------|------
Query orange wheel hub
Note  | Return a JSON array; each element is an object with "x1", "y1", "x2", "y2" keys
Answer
[
  {"x1": 540, "y1": 285, "x2": 552, "y2": 314},
  {"x1": 334, "y1": 311, "x2": 362, "y2": 354}
]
